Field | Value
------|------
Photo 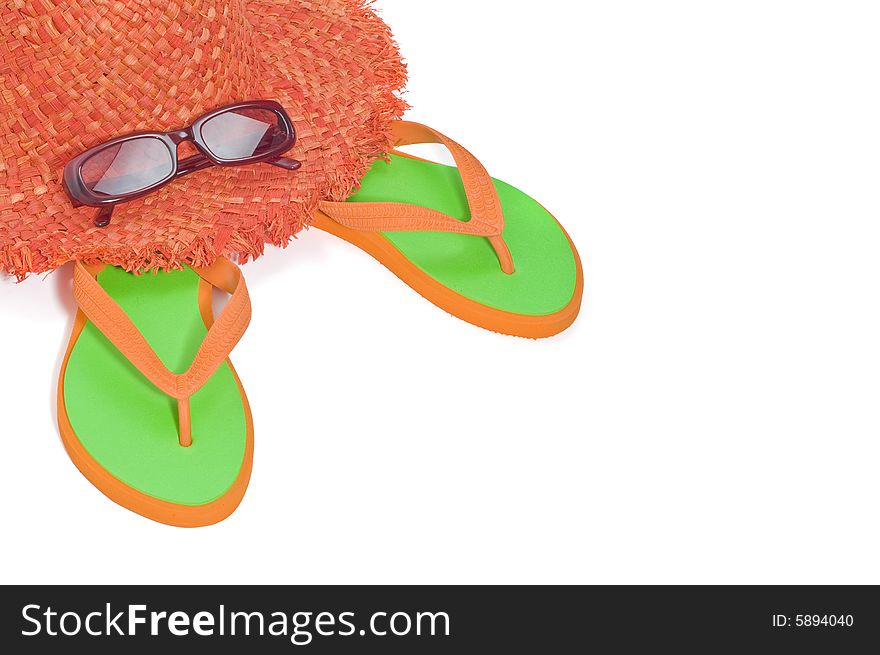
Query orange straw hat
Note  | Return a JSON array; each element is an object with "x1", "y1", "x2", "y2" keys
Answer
[{"x1": 0, "y1": 0, "x2": 406, "y2": 279}]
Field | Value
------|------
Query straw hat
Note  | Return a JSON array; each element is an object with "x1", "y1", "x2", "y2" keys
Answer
[{"x1": 0, "y1": 0, "x2": 406, "y2": 279}]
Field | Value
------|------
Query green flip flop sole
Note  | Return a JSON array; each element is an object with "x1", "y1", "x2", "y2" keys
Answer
[
  {"x1": 315, "y1": 151, "x2": 583, "y2": 337},
  {"x1": 59, "y1": 265, "x2": 251, "y2": 524}
]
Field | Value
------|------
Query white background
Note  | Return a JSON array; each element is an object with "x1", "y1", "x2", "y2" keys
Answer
[{"x1": 1, "y1": 1, "x2": 878, "y2": 584}]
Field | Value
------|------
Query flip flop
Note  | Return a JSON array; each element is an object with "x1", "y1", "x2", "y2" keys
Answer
[
  {"x1": 57, "y1": 258, "x2": 254, "y2": 527},
  {"x1": 314, "y1": 121, "x2": 584, "y2": 338}
]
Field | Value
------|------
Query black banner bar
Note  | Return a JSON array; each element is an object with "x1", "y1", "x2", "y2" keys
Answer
[{"x1": 1, "y1": 586, "x2": 876, "y2": 652}]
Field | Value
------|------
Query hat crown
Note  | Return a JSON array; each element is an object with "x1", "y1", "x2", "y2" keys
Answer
[{"x1": 0, "y1": 0, "x2": 259, "y2": 180}]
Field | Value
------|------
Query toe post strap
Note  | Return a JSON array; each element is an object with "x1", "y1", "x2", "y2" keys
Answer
[
  {"x1": 177, "y1": 398, "x2": 193, "y2": 448},
  {"x1": 319, "y1": 121, "x2": 515, "y2": 275},
  {"x1": 72, "y1": 258, "x2": 251, "y2": 447}
]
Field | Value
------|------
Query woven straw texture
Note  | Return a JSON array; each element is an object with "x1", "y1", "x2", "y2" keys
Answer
[{"x1": 0, "y1": 0, "x2": 407, "y2": 279}]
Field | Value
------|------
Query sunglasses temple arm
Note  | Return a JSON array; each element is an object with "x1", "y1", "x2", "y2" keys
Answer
[
  {"x1": 271, "y1": 157, "x2": 302, "y2": 171},
  {"x1": 176, "y1": 154, "x2": 301, "y2": 178},
  {"x1": 93, "y1": 205, "x2": 113, "y2": 228}
]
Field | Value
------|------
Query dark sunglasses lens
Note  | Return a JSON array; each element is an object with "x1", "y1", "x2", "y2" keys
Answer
[
  {"x1": 200, "y1": 108, "x2": 288, "y2": 161},
  {"x1": 81, "y1": 137, "x2": 174, "y2": 197}
]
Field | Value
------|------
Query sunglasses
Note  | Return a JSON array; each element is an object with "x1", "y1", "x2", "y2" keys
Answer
[{"x1": 62, "y1": 100, "x2": 301, "y2": 227}]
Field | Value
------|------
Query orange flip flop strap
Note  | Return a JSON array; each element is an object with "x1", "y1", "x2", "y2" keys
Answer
[
  {"x1": 72, "y1": 258, "x2": 251, "y2": 402},
  {"x1": 319, "y1": 121, "x2": 515, "y2": 274}
]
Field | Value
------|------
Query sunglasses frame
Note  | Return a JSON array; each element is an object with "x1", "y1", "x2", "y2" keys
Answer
[{"x1": 62, "y1": 100, "x2": 298, "y2": 213}]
